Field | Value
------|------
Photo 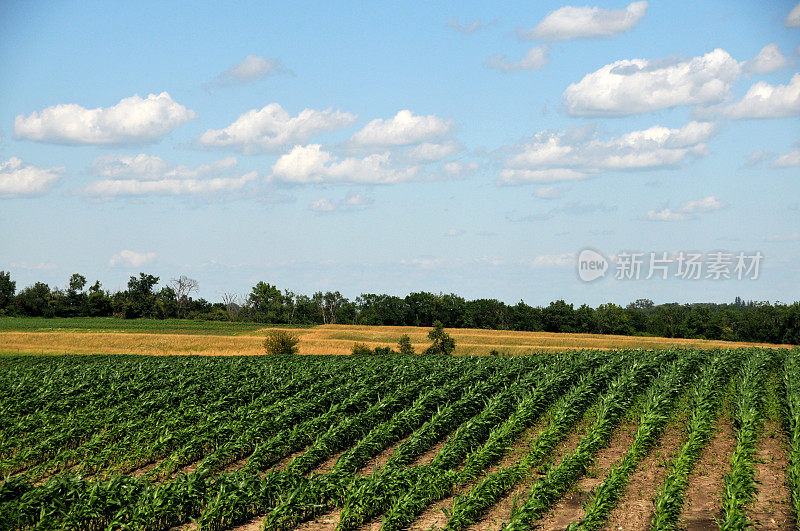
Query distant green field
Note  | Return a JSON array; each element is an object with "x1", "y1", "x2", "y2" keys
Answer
[{"x1": 0, "y1": 317, "x2": 301, "y2": 335}]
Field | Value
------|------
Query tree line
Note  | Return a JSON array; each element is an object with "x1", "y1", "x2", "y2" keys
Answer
[{"x1": 1, "y1": 271, "x2": 799, "y2": 345}]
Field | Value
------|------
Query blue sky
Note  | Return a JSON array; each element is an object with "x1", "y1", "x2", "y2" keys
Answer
[{"x1": 1, "y1": 0, "x2": 799, "y2": 306}]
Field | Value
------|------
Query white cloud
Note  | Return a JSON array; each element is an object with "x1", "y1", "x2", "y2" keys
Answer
[
  {"x1": 681, "y1": 195, "x2": 724, "y2": 213},
  {"x1": 84, "y1": 154, "x2": 257, "y2": 197},
  {"x1": 743, "y1": 44, "x2": 787, "y2": 74},
  {"x1": 198, "y1": 103, "x2": 357, "y2": 154},
  {"x1": 350, "y1": 110, "x2": 453, "y2": 147},
  {"x1": 744, "y1": 150, "x2": 771, "y2": 167},
  {"x1": 14, "y1": 93, "x2": 196, "y2": 145},
  {"x1": 0, "y1": 157, "x2": 64, "y2": 198},
  {"x1": 718, "y1": 73, "x2": 800, "y2": 119},
  {"x1": 522, "y1": 253, "x2": 575, "y2": 267},
  {"x1": 498, "y1": 168, "x2": 589, "y2": 185},
  {"x1": 310, "y1": 198, "x2": 335, "y2": 212},
  {"x1": 646, "y1": 195, "x2": 724, "y2": 221},
  {"x1": 498, "y1": 121, "x2": 713, "y2": 184},
  {"x1": 771, "y1": 150, "x2": 800, "y2": 168},
  {"x1": 786, "y1": 2, "x2": 800, "y2": 27},
  {"x1": 485, "y1": 46, "x2": 550, "y2": 72},
  {"x1": 533, "y1": 186, "x2": 563, "y2": 199},
  {"x1": 646, "y1": 208, "x2": 690, "y2": 221},
  {"x1": 521, "y1": 1, "x2": 648, "y2": 41},
  {"x1": 563, "y1": 49, "x2": 741, "y2": 116},
  {"x1": 271, "y1": 144, "x2": 418, "y2": 184},
  {"x1": 109, "y1": 250, "x2": 156, "y2": 268},
  {"x1": 343, "y1": 192, "x2": 373, "y2": 207},
  {"x1": 209, "y1": 55, "x2": 289, "y2": 88},
  {"x1": 309, "y1": 192, "x2": 374, "y2": 213},
  {"x1": 445, "y1": 228, "x2": 465, "y2": 237},
  {"x1": 405, "y1": 141, "x2": 460, "y2": 162},
  {"x1": 446, "y1": 18, "x2": 488, "y2": 34},
  {"x1": 92, "y1": 153, "x2": 238, "y2": 180}
]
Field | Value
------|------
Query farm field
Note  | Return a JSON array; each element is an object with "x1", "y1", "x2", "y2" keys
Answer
[
  {"x1": 0, "y1": 317, "x2": 795, "y2": 357},
  {"x1": 1, "y1": 348, "x2": 798, "y2": 530}
]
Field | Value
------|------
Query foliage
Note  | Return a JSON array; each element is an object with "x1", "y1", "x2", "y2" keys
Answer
[
  {"x1": 263, "y1": 330, "x2": 300, "y2": 355},
  {"x1": 350, "y1": 343, "x2": 373, "y2": 356},
  {"x1": 425, "y1": 320, "x2": 455, "y2": 355},
  {"x1": 398, "y1": 334, "x2": 415, "y2": 355}
]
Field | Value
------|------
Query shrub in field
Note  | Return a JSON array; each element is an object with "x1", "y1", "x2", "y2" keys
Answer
[
  {"x1": 263, "y1": 330, "x2": 300, "y2": 355},
  {"x1": 424, "y1": 320, "x2": 455, "y2": 355},
  {"x1": 398, "y1": 334, "x2": 415, "y2": 355},
  {"x1": 373, "y1": 346, "x2": 397, "y2": 355},
  {"x1": 351, "y1": 343, "x2": 373, "y2": 356}
]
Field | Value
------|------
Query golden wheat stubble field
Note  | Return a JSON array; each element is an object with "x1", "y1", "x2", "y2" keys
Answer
[{"x1": 0, "y1": 323, "x2": 793, "y2": 356}]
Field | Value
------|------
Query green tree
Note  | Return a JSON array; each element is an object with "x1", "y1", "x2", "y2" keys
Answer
[
  {"x1": 15, "y1": 282, "x2": 51, "y2": 316},
  {"x1": 248, "y1": 281, "x2": 285, "y2": 323},
  {"x1": 125, "y1": 273, "x2": 160, "y2": 318},
  {"x1": 425, "y1": 320, "x2": 455, "y2": 355},
  {"x1": 0, "y1": 271, "x2": 16, "y2": 311},
  {"x1": 397, "y1": 334, "x2": 415, "y2": 355}
]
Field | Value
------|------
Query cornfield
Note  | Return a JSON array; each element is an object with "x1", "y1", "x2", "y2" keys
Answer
[{"x1": 0, "y1": 348, "x2": 797, "y2": 529}]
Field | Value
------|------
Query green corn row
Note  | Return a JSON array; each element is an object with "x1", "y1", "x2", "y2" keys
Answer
[
  {"x1": 443, "y1": 352, "x2": 633, "y2": 530},
  {"x1": 784, "y1": 349, "x2": 800, "y2": 522},
  {"x1": 719, "y1": 349, "x2": 776, "y2": 529},
  {"x1": 649, "y1": 349, "x2": 743, "y2": 530},
  {"x1": 570, "y1": 350, "x2": 705, "y2": 530},
  {"x1": 501, "y1": 351, "x2": 675, "y2": 530},
  {"x1": 377, "y1": 352, "x2": 606, "y2": 530}
]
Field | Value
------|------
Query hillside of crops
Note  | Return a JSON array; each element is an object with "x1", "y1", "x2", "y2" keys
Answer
[{"x1": 1, "y1": 349, "x2": 798, "y2": 530}]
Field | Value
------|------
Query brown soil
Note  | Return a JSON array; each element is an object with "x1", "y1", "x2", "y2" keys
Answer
[
  {"x1": 411, "y1": 436, "x2": 449, "y2": 467},
  {"x1": 750, "y1": 420, "x2": 795, "y2": 529},
  {"x1": 606, "y1": 417, "x2": 688, "y2": 530},
  {"x1": 294, "y1": 507, "x2": 342, "y2": 529},
  {"x1": 535, "y1": 422, "x2": 639, "y2": 530},
  {"x1": 679, "y1": 416, "x2": 736, "y2": 529},
  {"x1": 357, "y1": 436, "x2": 409, "y2": 477},
  {"x1": 310, "y1": 447, "x2": 350, "y2": 475}
]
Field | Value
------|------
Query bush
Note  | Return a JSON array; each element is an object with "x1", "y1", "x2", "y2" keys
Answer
[
  {"x1": 489, "y1": 349, "x2": 501, "y2": 356},
  {"x1": 351, "y1": 343, "x2": 373, "y2": 356},
  {"x1": 424, "y1": 320, "x2": 455, "y2": 355},
  {"x1": 263, "y1": 330, "x2": 300, "y2": 355},
  {"x1": 398, "y1": 334, "x2": 415, "y2": 355},
  {"x1": 373, "y1": 346, "x2": 397, "y2": 355}
]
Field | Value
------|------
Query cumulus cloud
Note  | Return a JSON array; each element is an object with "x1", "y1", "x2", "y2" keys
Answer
[
  {"x1": 84, "y1": 154, "x2": 257, "y2": 197},
  {"x1": 520, "y1": 1, "x2": 647, "y2": 41},
  {"x1": 14, "y1": 93, "x2": 196, "y2": 145},
  {"x1": 208, "y1": 55, "x2": 290, "y2": 88},
  {"x1": 349, "y1": 110, "x2": 453, "y2": 147},
  {"x1": 0, "y1": 157, "x2": 64, "y2": 198},
  {"x1": 446, "y1": 18, "x2": 489, "y2": 34},
  {"x1": 310, "y1": 192, "x2": 374, "y2": 212},
  {"x1": 198, "y1": 103, "x2": 357, "y2": 154},
  {"x1": 646, "y1": 195, "x2": 724, "y2": 221},
  {"x1": 109, "y1": 250, "x2": 156, "y2": 267},
  {"x1": 498, "y1": 121, "x2": 714, "y2": 184},
  {"x1": 522, "y1": 253, "x2": 575, "y2": 267},
  {"x1": 717, "y1": 73, "x2": 800, "y2": 119},
  {"x1": 743, "y1": 44, "x2": 787, "y2": 74},
  {"x1": 787, "y1": 2, "x2": 800, "y2": 27},
  {"x1": 533, "y1": 186, "x2": 563, "y2": 199},
  {"x1": 310, "y1": 198, "x2": 335, "y2": 212},
  {"x1": 271, "y1": 144, "x2": 418, "y2": 184},
  {"x1": 563, "y1": 49, "x2": 741, "y2": 116},
  {"x1": 485, "y1": 46, "x2": 550, "y2": 72},
  {"x1": 771, "y1": 150, "x2": 800, "y2": 168},
  {"x1": 405, "y1": 141, "x2": 460, "y2": 162}
]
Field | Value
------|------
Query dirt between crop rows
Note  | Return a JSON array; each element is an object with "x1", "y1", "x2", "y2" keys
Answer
[{"x1": 606, "y1": 416, "x2": 688, "y2": 529}]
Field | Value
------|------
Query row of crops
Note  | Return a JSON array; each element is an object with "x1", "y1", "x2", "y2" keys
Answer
[{"x1": 0, "y1": 348, "x2": 798, "y2": 530}]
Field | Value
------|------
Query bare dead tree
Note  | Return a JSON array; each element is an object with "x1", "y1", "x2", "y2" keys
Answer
[
  {"x1": 171, "y1": 275, "x2": 199, "y2": 318},
  {"x1": 221, "y1": 292, "x2": 242, "y2": 321}
]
